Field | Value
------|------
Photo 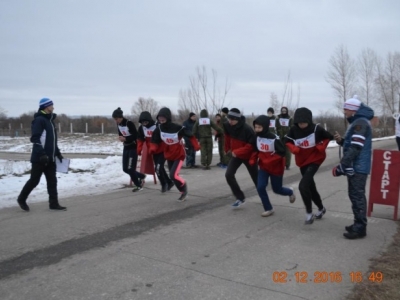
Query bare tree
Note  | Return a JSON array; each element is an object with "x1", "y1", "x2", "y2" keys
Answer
[
  {"x1": 357, "y1": 48, "x2": 377, "y2": 106},
  {"x1": 269, "y1": 92, "x2": 280, "y2": 112},
  {"x1": 375, "y1": 51, "x2": 400, "y2": 133},
  {"x1": 179, "y1": 66, "x2": 230, "y2": 116},
  {"x1": 131, "y1": 97, "x2": 160, "y2": 118},
  {"x1": 326, "y1": 44, "x2": 358, "y2": 126},
  {"x1": 0, "y1": 105, "x2": 7, "y2": 119}
]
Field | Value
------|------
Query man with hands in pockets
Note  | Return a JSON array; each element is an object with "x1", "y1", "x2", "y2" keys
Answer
[{"x1": 333, "y1": 95, "x2": 374, "y2": 240}]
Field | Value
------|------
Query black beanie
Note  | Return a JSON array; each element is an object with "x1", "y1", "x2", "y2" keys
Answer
[
  {"x1": 221, "y1": 107, "x2": 229, "y2": 114},
  {"x1": 227, "y1": 108, "x2": 241, "y2": 121},
  {"x1": 112, "y1": 107, "x2": 123, "y2": 118},
  {"x1": 189, "y1": 112, "x2": 196, "y2": 118},
  {"x1": 267, "y1": 107, "x2": 274, "y2": 114}
]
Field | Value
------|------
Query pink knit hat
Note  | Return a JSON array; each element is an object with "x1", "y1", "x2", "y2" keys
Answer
[{"x1": 343, "y1": 95, "x2": 361, "y2": 111}]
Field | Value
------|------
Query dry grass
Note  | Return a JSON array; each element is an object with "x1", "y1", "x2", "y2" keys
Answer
[{"x1": 347, "y1": 222, "x2": 400, "y2": 300}]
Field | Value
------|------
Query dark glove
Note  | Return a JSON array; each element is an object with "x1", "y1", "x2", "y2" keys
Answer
[
  {"x1": 56, "y1": 153, "x2": 64, "y2": 163},
  {"x1": 332, "y1": 164, "x2": 354, "y2": 177},
  {"x1": 40, "y1": 155, "x2": 49, "y2": 166}
]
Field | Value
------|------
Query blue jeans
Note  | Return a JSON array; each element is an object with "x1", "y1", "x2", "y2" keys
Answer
[{"x1": 257, "y1": 169, "x2": 292, "y2": 211}]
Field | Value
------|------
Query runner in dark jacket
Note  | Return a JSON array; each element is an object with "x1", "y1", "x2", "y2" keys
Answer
[
  {"x1": 150, "y1": 107, "x2": 200, "y2": 202},
  {"x1": 223, "y1": 108, "x2": 258, "y2": 208},
  {"x1": 285, "y1": 107, "x2": 333, "y2": 224},
  {"x1": 250, "y1": 115, "x2": 296, "y2": 217},
  {"x1": 137, "y1": 111, "x2": 173, "y2": 193},
  {"x1": 113, "y1": 107, "x2": 146, "y2": 192}
]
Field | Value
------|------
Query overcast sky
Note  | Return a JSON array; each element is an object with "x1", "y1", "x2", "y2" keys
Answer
[{"x1": 1, "y1": 0, "x2": 399, "y2": 117}]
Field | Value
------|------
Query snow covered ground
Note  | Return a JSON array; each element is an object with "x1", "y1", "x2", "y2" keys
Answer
[{"x1": 0, "y1": 134, "x2": 395, "y2": 209}]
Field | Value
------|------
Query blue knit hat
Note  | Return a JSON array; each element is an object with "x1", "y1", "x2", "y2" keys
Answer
[{"x1": 39, "y1": 98, "x2": 54, "y2": 110}]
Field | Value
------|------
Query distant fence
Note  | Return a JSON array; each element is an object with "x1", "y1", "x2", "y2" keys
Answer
[{"x1": 0, "y1": 123, "x2": 118, "y2": 137}]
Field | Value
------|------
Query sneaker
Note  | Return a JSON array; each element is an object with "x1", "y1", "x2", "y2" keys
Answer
[
  {"x1": 219, "y1": 164, "x2": 228, "y2": 169},
  {"x1": 286, "y1": 166, "x2": 290, "y2": 170},
  {"x1": 140, "y1": 175, "x2": 147, "y2": 188},
  {"x1": 304, "y1": 214, "x2": 315, "y2": 225},
  {"x1": 167, "y1": 182, "x2": 175, "y2": 191},
  {"x1": 177, "y1": 190, "x2": 188, "y2": 202},
  {"x1": 49, "y1": 205, "x2": 67, "y2": 211},
  {"x1": 343, "y1": 230, "x2": 366, "y2": 239},
  {"x1": 192, "y1": 165, "x2": 199, "y2": 168},
  {"x1": 202, "y1": 166, "x2": 208, "y2": 170},
  {"x1": 216, "y1": 162, "x2": 222, "y2": 167},
  {"x1": 289, "y1": 187, "x2": 296, "y2": 203},
  {"x1": 261, "y1": 210, "x2": 275, "y2": 217},
  {"x1": 132, "y1": 186, "x2": 143, "y2": 192},
  {"x1": 17, "y1": 198, "x2": 30, "y2": 212},
  {"x1": 206, "y1": 165, "x2": 211, "y2": 170},
  {"x1": 315, "y1": 207, "x2": 326, "y2": 219},
  {"x1": 161, "y1": 184, "x2": 168, "y2": 193},
  {"x1": 345, "y1": 224, "x2": 354, "y2": 233},
  {"x1": 231, "y1": 199, "x2": 245, "y2": 208}
]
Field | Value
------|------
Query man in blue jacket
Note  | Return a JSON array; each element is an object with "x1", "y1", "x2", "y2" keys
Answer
[
  {"x1": 333, "y1": 96, "x2": 374, "y2": 239},
  {"x1": 17, "y1": 98, "x2": 67, "y2": 211}
]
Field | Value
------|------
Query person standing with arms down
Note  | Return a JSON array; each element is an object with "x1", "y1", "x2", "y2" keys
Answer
[
  {"x1": 277, "y1": 106, "x2": 294, "y2": 170},
  {"x1": 250, "y1": 115, "x2": 296, "y2": 217},
  {"x1": 192, "y1": 109, "x2": 223, "y2": 170},
  {"x1": 267, "y1": 107, "x2": 281, "y2": 135},
  {"x1": 137, "y1": 111, "x2": 174, "y2": 193},
  {"x1": 112, "y1": 107, "x2": 146, "y2": 192},
  {"x1": 217, "y1": 107, "x2": 231, "y2": 167},
  {"x1": 223, "y1": 108, "x2": 258, "y2": 208},
  {"x1": 333, "y1": 96, "x2": 374, "y2": 239},
  {"x1": 285, "y1": 107, "x2": 333, "y2": 224},
  {"x1": 182, "y1": 112, "x2": 198, "y2": 168},
  {"x1": 150, "y1": 107, "x2": 200, "y2": 202},
  {"x1": 17, "y1": 98, "x2": 67, "y2": 211}
]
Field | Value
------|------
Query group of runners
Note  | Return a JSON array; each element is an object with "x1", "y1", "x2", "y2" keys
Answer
[{"x1": 113, "y1": 95, "x2": 375, "y2": 240}]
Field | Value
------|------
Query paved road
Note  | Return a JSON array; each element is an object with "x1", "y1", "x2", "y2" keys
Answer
[{"x1": 0, "y1": 139, "x2": 398, "y2": 300}]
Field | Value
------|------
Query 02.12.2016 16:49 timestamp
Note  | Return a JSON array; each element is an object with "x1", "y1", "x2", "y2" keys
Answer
[{"x1": 272, "y1": 271, "x2": 384, "y2": 284}]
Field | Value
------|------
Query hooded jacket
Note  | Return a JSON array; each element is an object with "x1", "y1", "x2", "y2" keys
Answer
[
  {"x1": 250, "y1": 115, "x2": 286, "y2": 176},
  {"x1": 137, "y1": 111, "x2": 160, "y2": 155},
  {"x1": 30, "y1": 110, "x2": 62, "y2": 163},
  {"x1": 223, "y1": 115, "x2": 255, "y2": 160},
  {"x1": 192, "y1": 109, "x2": 223, "y2": 138},
  {"x1": 285, "y1": 107, "x2": 333, "y2": 167},
  {"x1": 150, "y1": 107, "x2": 200, "y2": 161},
  {"x1": 277, "y1": 106, "x2": 293, "y2": 139},
  {"x1": 339, "y1": 103, "x2": 374, "y2": 174}
]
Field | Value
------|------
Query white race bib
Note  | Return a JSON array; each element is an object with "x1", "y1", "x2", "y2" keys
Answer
[
  {"x1": 143, "y1": 125, "x2": 156, "y2": 138},
  {"x1": 269, "y1": 119, "x2": 276, "y2": 128},
  {"x1": 279, "y1": 118, "x2": 289, "y2": 127},
  {"x1": 118, "y1": 125, "x2": 131, "y2": 137},
  {"x1": 294, "y1": 133, "x2": 316, "y2": 149},
  {"x1": 160, "y1": 131, "x2": 180, "y2": 145},
  {"x1": 199, "y1": 118, "x2": 210, "y2": 125},
  {"x1": 257, "y1": 137, "x2": 276, "y2": 152}
]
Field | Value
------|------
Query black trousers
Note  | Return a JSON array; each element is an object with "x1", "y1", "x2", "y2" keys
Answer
[
  {"x1": 167, "y1": 159, "x2": 186, "y2": 192},
  {"x1": 225, "y1": 156, "x2": 258, "y2": 201},
  {"x1": 299, "y1": 163, "x2": 324, "y2": 214},
  {"x1": 122, "y1": 148, "x2": 145, "y2": 186},
  {"x1": 347, "y1": 173, "x2": 368, "y2": 233},
  {"x1": 18, "y1": 162, "x2": 59, "y2": 206},
  {"x1": 153, "y1": 152, "x2": 173, "y2": 187}
]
